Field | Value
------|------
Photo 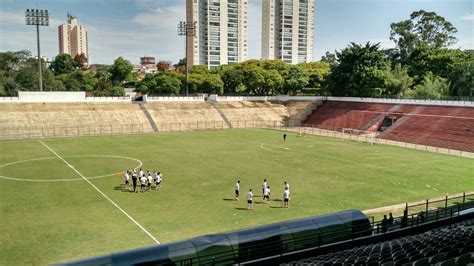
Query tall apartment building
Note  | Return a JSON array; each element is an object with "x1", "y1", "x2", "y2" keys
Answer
[
  {"x1": 186, "y1": 0, "x2": 248, "y2": 69},
  {"x1": 58, "y1": 14, "x2": 89, "y2": 63},
  {"x1": 262, "y1": 0, "x2": 315, "y2": 64}
]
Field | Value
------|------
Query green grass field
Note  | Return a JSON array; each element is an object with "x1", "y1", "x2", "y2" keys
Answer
[{"x1": 0, "y1": 129, "x2": 473, "y2": 264}]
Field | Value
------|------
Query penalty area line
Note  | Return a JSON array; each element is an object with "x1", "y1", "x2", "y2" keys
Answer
[{"x1": 38, "y1": 140, "x2": 160, "y2": 245}]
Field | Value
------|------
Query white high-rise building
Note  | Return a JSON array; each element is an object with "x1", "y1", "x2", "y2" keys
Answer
[
  {"x1": 187, "y1": 0, "x2": 248, "y2": 69},
  {"x1": 262, "y1": 0, "x2": 315, "y2": 64},
  {"x1": 58, "y1": 14, "x2": 88, "y2": 63}
]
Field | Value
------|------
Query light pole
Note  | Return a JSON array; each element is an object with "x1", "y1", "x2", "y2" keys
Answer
[
  {"x1": 25, "y1": 9, "x2": 49, "y2": 91},
  {"x1": 178, "y1": 21, "x2": 196, "y2": 97}
]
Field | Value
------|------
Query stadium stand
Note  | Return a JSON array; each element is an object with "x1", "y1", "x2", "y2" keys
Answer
[
  {"x1": 145, "y1": 102, "x2": 227, "y2": 131},
  {"x1": 0, "y1": 103, "x2": 153, "y2": 139},
  {"x1": 216, "y1": 101, "x2": 291, "y2": 128},
  {"x1": 285, "y1": 218, "x2": 474, "y2": 265},
  {"x1": 285, "y1": 100, "x2": 322, "y2": 122},
  {"x1": 304, "y1": 101, "x2": 474, "y2": 153},
  {"x1": 379, "y1": 105, "x2": 474, "y2": 153},
  {"x1": 304, "y1": 101, "x2": 395, "y2": 131}
]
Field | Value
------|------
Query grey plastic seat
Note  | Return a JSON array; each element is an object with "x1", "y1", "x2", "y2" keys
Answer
[
  {"x1": 455, "y1": 253, "x2": 470, "y2": 266},
  {"x1": 413, "y1": 257, "x2": 429, "y2": 266},
  {"x1": 438, "y1": 258, "x2": 456, "y2": 266}
]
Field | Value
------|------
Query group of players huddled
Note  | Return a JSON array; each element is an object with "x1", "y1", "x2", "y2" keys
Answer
[
  {"x1": 123, "y1": 168, "x2": 162, "y2": 193},
  {"x1": 234, "y1": 179, "x2": 291, "y2": 210}
]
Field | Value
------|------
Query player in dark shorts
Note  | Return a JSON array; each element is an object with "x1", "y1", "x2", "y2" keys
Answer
[
  {"x1": 247, "y1": 189, "x2": 253, "y2": 210},
  {"x1": 132, "y1": 170, "x2": 138, "y2": 192},
  {"x1": 263, "y1": 186, "x2": 271, "y2": 203},
  {"x1": 235, "y1": 180, "x2": 240, "y2": 201}
]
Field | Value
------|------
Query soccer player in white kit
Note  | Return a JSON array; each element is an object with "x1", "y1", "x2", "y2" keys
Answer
[
  {"x1": 247, "y1": 189, "x2": 253, "y2": 210},
  {"x1": 283, "y1": 187, "x2": 290, "y2": 208},
  {"x1": 124, "y1": 171, "x2": 130, "y2": 191},
  {"x1": 284, "y1": 181, "x2": 290, "y2": 191},
  {"x1": 263, "y1": 186, "x2": 271, "y2": 203},
  {"x1": 262, "y1": 179, "x2": 267, "y2": 196},
  {"x1": 147, "y1": 172, "x2": 153, "y2": 192},
  {"x1": 140, "y1": 174, "x2": 147, "y2": 192},
  {"x1": 156, "y1": 172, "x2": 162, "y2": 190},
  {"x1": 235, "y1": 180, "x2": 240, "y2": 201}
]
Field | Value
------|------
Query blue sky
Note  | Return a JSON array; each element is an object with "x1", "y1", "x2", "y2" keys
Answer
[{"x1": 0, "y1": 0, "x2": 472, "y2": 65}]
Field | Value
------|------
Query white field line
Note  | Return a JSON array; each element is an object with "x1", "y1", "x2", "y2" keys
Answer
[
  {"x1": 0, "y1": 155, "x2": 143, "y2": 182},
  {"x1": 38, "y1": 140, "x2": 160, "y2": 244}
]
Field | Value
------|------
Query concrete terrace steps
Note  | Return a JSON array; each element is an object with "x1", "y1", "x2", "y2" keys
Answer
[
  {"x1": 304, "y1": 101, "x2": 396, "y2": 131},
  {"x1": 207, "y1": 101, "x2": 233, "y2": 129},
  {"x1": 216, "y1": 101, "x2": 290, "y2": 127},
  {"x1": 138, "y1": 103, "x2": 159, "y2": 132}
]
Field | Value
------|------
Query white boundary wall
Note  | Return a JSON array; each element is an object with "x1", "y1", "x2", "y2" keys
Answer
[
  {"x1": 145, "y1": 95, "x2": 205, "y2": 102},
  {"x1": 19, "y1": 91, "x2": 86, "y2": 102},
  {"x1": 213, "y1": 95, "x2": 473, "y2": 107},
  {"x1": 0, "y1": 92, "x2": 131, "y2": 103},
  {"x1": 0, "y1": 92, "x2": 472, "y2": 107}
]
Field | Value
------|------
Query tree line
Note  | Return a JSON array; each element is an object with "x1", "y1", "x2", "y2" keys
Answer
[{"x1": 1, "y1": 10, "x2": 472, "y2": 99}]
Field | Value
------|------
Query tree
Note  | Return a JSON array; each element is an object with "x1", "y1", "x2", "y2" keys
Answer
[
  {"x1": 50, "y1": 54, "x2": 78, "y2": 75},
  {"x1": 327, "y1": 42, "x2": 389, "y2": 97},
  {"x1": 109, "y1": 57, "x2": 133, "y2": 85},
  {"x1": 57, "y1": 70, "x2": 97, "y2": 92},
  {"x1": 407, "y1": 72, "x2": 449, "y2": 99},
  {"x1": 263, "y1": 69, "x2": 284, "y2": 95},
  {"x1": 448, "y1": 60, "x2": 473, "y2": 97},
  {"x1": 390, "y1": 10, "x2": 458, "y2": 62},
  {"x1": 241, "y1": 64, "x2": 267, "y2": 95},
  {"x1": 220, "y1": 65, "x2": 245, "y2": 94},
  {"x1": 321, "y1": 51, "x2": 337, "y2": 65},
  {"x1": 385, "y1": 64, "x2": 414, "y2": 96},
  {"x1": 156, "y1": 60, "x2": 171, "y2": 72},
  {"x1": 74, "y1": 53, "x2": 88, "y2": 68},
  {"x1": 407, "y1": 46, "x2": 470, "y2": 84},
  {"x1": 137, "y1": 72, "x2": 181, "y2": 95},
  {"x1": 199, "y1": 74, "x2": 224, "y2": 94},
  {"x1": 299, "y1": 62, "x2": 331, "y2": 94},
  {"x1": 0, "y1": 50, "x2": 31, "y2": 72},
  {"x1": 281, "y1": 65, "x2": 309, "y2": 95},
  {"x1": 174, "y1": 58, "x2": 186, "y2": 74},
  {"x1": 191, "y1": 65, "x2": 210, "y2": 75}
]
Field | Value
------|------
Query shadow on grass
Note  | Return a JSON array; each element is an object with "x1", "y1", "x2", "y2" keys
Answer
[
  {"x1": 114, "y1": 185, "x2": 129, "y2": 192},
  {"x1": 235, "y1": 208, "x2": 249, "y2": 211},
  {"x1": 269, "y1": 206, "x2": 285, "y2": 209},
  {"x1": 272, "y1": 199, "x2": 282, "y2": 202},
  {"x1": 223, "y1": 198, "x2": 236, "y2": 201}
]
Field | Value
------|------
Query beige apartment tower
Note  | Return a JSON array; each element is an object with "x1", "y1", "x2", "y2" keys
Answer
[
  {"x1": 186, "y1": 0, "x2": 248, "y2": 69},
  {"x1": 262, "y1": 0, "x2": 315, "y2": 64},
  {"x1": 58, "y1": 14, "x2": 89, "y2": 63}
]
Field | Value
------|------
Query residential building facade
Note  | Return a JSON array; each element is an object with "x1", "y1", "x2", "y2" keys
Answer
[
  {"x1": 262, "y1": 0, "x2": 315, "y2": 64},
  {"x1": 186, "y1": 0, "x2": 248, "y2": 69},
  {"x1": 58, "y1": 14, "x2": 89, "y2": 63}
]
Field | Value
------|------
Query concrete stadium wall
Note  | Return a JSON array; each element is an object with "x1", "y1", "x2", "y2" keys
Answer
[
  {"x1": 324, "y1": 96, "x2": 474, "y2": 107},
  {"x1": 19, "y1": 91, "x2": 86, "y2": 102},
  {"x1": 0, "y1": 92, "x2": 131, "y2": 103},
  {"x1": 145, "y1": 95, "x2": 205, "y2": 102},
  {"x1": 213, "y1": 95, "x2": 473, "y2": 107},
  {"x1": 0, "y1": 92, "x2": 472, "y2": 107}
]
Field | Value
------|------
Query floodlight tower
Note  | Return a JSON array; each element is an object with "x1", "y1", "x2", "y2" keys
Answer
[
  {"x1": 178, "y1": 21, "x2": 196, "y2": 96},
  {"x1": 25, "y1": 9, "x2": 49, "y2": 91}
]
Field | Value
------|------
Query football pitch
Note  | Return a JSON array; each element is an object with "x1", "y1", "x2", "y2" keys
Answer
[{"x1": 0, "y1": 129, "x2": 472, "y2": 264}]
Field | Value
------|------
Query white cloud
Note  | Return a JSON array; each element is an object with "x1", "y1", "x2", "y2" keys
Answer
[{"x1": 460, "y1": 14, "x2": 474, "y2": 21}]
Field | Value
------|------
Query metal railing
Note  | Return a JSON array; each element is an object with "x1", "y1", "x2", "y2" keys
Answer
[
  {"x1": 283, "y1": 122, "x2": 474, "y2": 156},
  {"x1": 167, "y1": 194, "x2": 474, "y2": 265},
  {"x1": 1, "y1": 120, "x2": 472, "y2": 158},
  {"x1": 370, "y1": 192, "x2": 474, "y2": 234}
]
